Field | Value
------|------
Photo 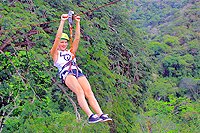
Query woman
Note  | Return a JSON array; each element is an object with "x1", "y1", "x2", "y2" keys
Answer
[{"x1": 50, "y1": 14, "x2": 112, "y2": 123}]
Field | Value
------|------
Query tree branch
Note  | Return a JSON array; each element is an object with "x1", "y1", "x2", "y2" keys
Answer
[{"x1": 51, "y1": 77, "x2": 81, "y2": 121}]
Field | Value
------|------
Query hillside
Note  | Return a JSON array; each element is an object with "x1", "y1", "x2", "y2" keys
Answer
[{"x1": 0, "y1": 0, "x2": 200, "y2": 133}]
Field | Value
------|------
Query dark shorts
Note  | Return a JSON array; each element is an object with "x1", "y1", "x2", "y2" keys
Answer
[
  {"x1": 61, "y1": 69, "x2": 85, "y2": 83},
  {"x1": 68, "y1": 69, "x2": 84, "y2": 78}
]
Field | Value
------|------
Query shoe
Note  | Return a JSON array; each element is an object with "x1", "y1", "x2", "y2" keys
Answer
[
  {"x1": 99, "y1": 114, "x2": 112, "y2": 122},
  {"x1": 88, "y1": 114, "x2": 102, "y2": 123}
]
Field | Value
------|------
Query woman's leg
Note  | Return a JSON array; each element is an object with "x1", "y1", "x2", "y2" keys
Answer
[
  {"x1": 77, "y1": 76, "x2": 103, "y2": 116},
  {"x1": 65, "y1": 75, "x2": 93, "y2": 117}
]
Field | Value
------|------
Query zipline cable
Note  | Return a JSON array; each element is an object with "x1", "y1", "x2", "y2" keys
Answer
[
  {"x1": 80, "y1": 0, "x2": 121, "y2": 15},
  {"x1": 0, "y1": 0, "x2": 122, "y2": 34}
]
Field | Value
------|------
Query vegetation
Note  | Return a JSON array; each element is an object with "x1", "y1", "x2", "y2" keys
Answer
[{"x1": 0, "y1": 0, "x2": 199, "y2": 132}]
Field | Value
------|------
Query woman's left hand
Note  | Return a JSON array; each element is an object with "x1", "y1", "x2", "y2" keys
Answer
[{"x1": 74, "y1": 15, "x2": 80, "y2": 22}]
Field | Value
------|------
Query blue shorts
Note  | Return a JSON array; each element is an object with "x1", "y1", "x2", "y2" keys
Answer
[
  {"x1": 60, "y1": 69, "x2": 84, "y2": 83},
  {"x1": 68, "y1": 69, "x2": 84, "y2": 78}
]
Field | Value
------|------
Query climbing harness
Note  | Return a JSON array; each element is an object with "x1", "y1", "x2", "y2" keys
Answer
[{"x1": 59, "y1": 58, "x2": 82, "y2": 83}]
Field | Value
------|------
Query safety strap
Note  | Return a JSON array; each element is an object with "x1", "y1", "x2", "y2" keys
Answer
[
  {"x1": 60, "y1": 59, "x2": 79, "y2": 79},
  {"x1": 68, "y1": 10, "x2": 74, "y2": 49},
  {"x1": 60, "y1": 60, "x2": 72, "y2": 72}
]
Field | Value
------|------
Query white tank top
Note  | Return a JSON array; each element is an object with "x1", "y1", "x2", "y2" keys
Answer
[{"x1": 54, "y1": 50, "x2": 79, "y2": 72}]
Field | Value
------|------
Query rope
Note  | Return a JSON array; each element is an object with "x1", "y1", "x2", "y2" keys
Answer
[
  {"x1": 80, "y1": 0, "x2": 121, "y2": 15},
  {"x1": 0, "y1": 0, "x2": 122, "y2": 34}
]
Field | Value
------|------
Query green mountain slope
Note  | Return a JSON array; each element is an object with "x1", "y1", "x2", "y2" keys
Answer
[
  {"x1": 131, "y1": 1, "x2": 200, "y2": 132},
  {"x1": 0, "y1": 1, "x2": 146, "y2": 132},
  {"x1": 0, "y1": 0, "x2": 199, "y2": 132}
]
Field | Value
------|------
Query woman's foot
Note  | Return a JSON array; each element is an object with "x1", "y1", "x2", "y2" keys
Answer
[
  {"x1": 88, "y1": 114, "x2": 102, "y2": 123},
  {"x1": 99, "y1": 114, "x2": 112, "y2": 122}
]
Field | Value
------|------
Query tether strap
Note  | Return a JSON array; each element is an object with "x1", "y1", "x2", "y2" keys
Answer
[
  {"x1": 69, "y1": 25, "x2": 73, "y2": 48},
  {"x1": 68, "y1": 10, "x2": 74, "y2": 48}
]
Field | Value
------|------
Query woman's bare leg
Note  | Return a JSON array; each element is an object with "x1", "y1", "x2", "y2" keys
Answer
[
  {"x1": 77, "y1": 76, "x2": 103, "y2": 116},
  {"x1": 65, "y1": 75, "x2": 93, "y2": 117}
]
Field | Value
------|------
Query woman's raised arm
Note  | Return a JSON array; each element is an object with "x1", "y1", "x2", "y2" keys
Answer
[
  {"x1": 70, "y1": 15, "x2": 80, "y2": 54},
  {"x1": 50, "y1": 14, "x2": 68, "y2": 58}
]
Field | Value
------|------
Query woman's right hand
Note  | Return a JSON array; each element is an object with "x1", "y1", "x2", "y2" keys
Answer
[{"x1": 61, "y1": 14, "x2": 68, "y2": 21}]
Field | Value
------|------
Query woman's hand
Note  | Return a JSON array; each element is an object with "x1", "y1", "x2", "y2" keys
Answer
[
  {"x1": 74, "y1": 15, "x2": 80, "y2": 22},
  {"x1": 61, "y1": 14, "x2": 68, "y2": 21}
]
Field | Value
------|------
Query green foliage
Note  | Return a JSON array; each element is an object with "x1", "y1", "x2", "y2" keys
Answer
[
  {"x1": 146, "y1": 41, "x2": 170, "y2": 56},
  {"x1": 162, "y1": 54, "x2": 195, "y2": 77},
  {"x1": 163, "y1": 34, "x2": 179, "y2": 46},
  {"x1": 0, "y1": 0, "x2": 199, "y2": 132},
  {"x1": 143, "y1": 95, "x2": 200, "y2": 133},
  {"x1": 3, "y1": 112, "x2": 110, "y2": 133},
  {"x1": 132, "y1": 0, "x2": 191, "y2": 28},
  {"x1": 148, "y1": 78, "x2": 178, "y2": 101},
  {"x1": 178, "y1": 78, "x2": 200, "y2": 101},
  {"x1": 131, "y1": 1, "x2": 200, "y2": 132}
]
